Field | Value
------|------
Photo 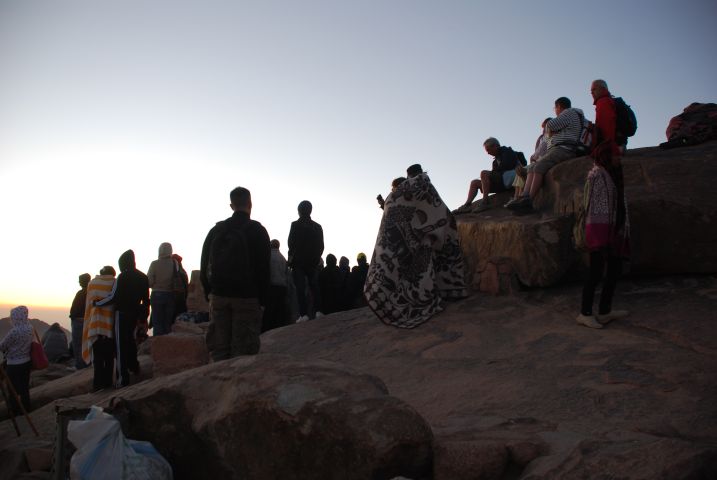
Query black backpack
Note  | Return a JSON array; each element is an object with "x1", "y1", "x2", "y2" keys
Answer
[
  {"x1": 614, "y1": 97, "x2": 637, "y2": 144},
  {"x1": 207, "y1": 221, "x2": 253, "y2": 291}
]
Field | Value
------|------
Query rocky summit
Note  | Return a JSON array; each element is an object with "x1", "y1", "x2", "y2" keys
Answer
[{"x1": 1, "y1": 142, "x2": 716, "y2": 480}]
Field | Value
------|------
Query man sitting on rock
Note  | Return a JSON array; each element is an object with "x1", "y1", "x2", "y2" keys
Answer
[
  {"x1": 506, "y1": 97, "x2": 586, "y2": 212},
  {"x1": 457, "y1": 137, "x2": 523, "y2": 213}
]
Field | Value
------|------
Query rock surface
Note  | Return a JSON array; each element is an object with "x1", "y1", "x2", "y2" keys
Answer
[
  {"x1": 1, "y1": 275, "x2": 716, "y2": 479},
  {"x1": 457, "y1": 140, "x2": 717, "y2": 288}
]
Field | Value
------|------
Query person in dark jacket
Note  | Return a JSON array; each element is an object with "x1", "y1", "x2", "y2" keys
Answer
[
  {"x1": 200, "y1": 187, "x2": 270, "y2": 360},
  {"x1": 95, "y1": 249, "x2": 149, "y2": 387},
  {"x1": 288, "y1": 200, "x2": 324, "y2": 323},
  {"x1": 460, "y1": 137, "x2": 522, "y2": 211},
  {"x1": 348, "y1": 252, "x2": 370, "y2": 308},
  {"x1": 172, "y1": 253, "x2": 189, "y2": 319},
  {"x1": 337, "y1": 256, "x2": 352, "y2": 311},
  {"x1": 69, "y1": 273, "x2": 91, "y2": 369},
  {"x1": 318, "y1": 254, "x2": 342, "y2": 314}
]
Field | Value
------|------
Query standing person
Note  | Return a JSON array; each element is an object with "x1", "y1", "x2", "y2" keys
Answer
[
  {"x1": 83, "y1": 266, "x2": 116, "y2": 391},
  {"x1": 337, "y1": 256, "x2": 352, "y2": 311},
  {"x1": 0, "y1": 306, "x2": 33, "y2": 414},
  {"x1": 171, "y1": 253, "x2": 189, "y2": 318},
  {"x1": 348, "y1": 253, "x2": 370, "y2": 308},
  {"x1": 147, "y1": 242, "x2": 176, "y2": 336},
  {"x1": 365, "y1": 164, "x2": 468, "y2": 328},
  {"x1": 262, "y1": 239, "x2": 290, "y2": 332},
  {"x1": 318, "y1": 254, "x2": 342, "y2": 314},
  {"x1": 69, "y1": 273, "x2": 91, "y2": 369},
  {"x1": 590, "y1": 79, "x2": 623, "y2": 154},
  {"x1": 288, "y1": 200, "x2": 324, "y2": 322},
  {"x1": 200, "y1": 186, "x2": 270, "y2": 360},
  {"x1": 95, "y1": 250, "x2": 149, "y2": 387}
]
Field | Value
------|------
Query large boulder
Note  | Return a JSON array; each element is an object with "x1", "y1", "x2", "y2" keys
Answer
[
  {"x1": 457, "y1": 140, "x2": 717, "y2": 288},
  {"x1": 98, "y1": 355, "x2": 432, "y2": 480}
]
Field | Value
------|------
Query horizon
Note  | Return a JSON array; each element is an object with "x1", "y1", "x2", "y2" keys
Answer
[{"x1": 1, "y1": 1, "x2": 715, "y2": 310}]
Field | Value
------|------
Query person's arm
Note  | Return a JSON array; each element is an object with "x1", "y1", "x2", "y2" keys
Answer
[
  {"x1": 200, "y1": 226, "x2": 216, "y2": 300},
  {"x1": 547, "y1": 112, "x2": 569, "y2": 133},
  {"x1": 95, "y1": 279, "x2": 118, "y2": 307}
]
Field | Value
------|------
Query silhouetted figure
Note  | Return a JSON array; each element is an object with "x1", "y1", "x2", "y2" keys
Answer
[
  {"x1": 0, "y1": 306, "x2": 33, "y2": 414},
  {"x1": 41, "y1": 323, "x2": 70, "y2": 363},
  {"x1": 172, "y1": 253, "x2": 189, "y2": 319},
  {"x1": 263, "y1": 239, "x2": 290, "y2": 332},
  {"x1": 148, "y1": 242, "x2": 176, "y2": 336},
  {"x1": 69, "y1": 273, "x2": 91, "y2": 369},
  {"x1": 95, "y1": 249, "x2": 149, "y2": 387},
  {"x1": 319, "y1": 254, "x2": 343, "y2": 314},
  {"x1": 348, "y1": 253, "x2": 369, "y2": 308},
  {"x1": 338, "y1": 256, "x2": 351, "y2": 311},
  {"x1": 84, "y1": 266, "x2": 116, "y2": 392},
  {"x1": 288, "y1": 200, "x2": 324, "y2": 322}
]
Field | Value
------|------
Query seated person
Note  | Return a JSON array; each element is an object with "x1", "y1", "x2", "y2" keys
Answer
[
  {"x1": 41, "y1": 322, "x2": 70, "y2": 363},
  {"x1": 512, "y1": 117, "x2": 553, "y2": 200},
  {"x1": 459, "y1": 137, "x2": 522, "y2": 212},
  {"x1": 507, "y1": 97, "x2": 586, "y2": 211}
]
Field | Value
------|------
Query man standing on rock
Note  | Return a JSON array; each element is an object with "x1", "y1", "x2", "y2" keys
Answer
[
  {"x1": 590, "y1": 79, "x2": 622, "y2": 156},
  {"x1": 201, "y1": 187, "x2": 270, "y2": 360},
  {"x1": 288, "y1": 200, "x2": 324, "y2": 323}
]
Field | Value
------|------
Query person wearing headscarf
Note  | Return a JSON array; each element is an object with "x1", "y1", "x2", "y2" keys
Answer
[
  {"x1": 0, "y1": 306, "x2": 33, "y2": 414},
  {"x1": 83, "y1": 266, "x2": 116, "y2": 391},
  {"x1": 365, "y1": 164, "x2": 468, "y2": 328},
  {"x1": 576, "y1": 140, "x2": 630, "y2": 329},
  {"x1": 69, "y1": 273, "x2": 91, "y2": 369},
  {"x1": 147, "y1": 242, "x2": 176, "y2": 335},
  {"x1": 41, "y1": 323, "x2": 70, "y2": 363}
]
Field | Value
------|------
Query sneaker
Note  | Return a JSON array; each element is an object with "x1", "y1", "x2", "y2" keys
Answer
[
  {"x1": 576, "y1": 314, "x2": 603, "y2": 329},
  {"x1": 597, "y1": 310, "x2": 629, "y2": 325},
  {"x1": 504, "y1": 198, "x2": 520, "y2": 208},
  {"x1": 505, "y1": 196, "x2": 531, "y2": 210},
  {"x1": 315, "y1": 311, "x2": 324, "y2": 318},
  {"x1": 453, "y1": 203, "x2": 472, "y2": 214},
  {"x1": 295, "y1": 315, "x2": 309, "y2": 324},
  {"x1": 474, "y1": 203, "x2": 491, "y2": 213}
]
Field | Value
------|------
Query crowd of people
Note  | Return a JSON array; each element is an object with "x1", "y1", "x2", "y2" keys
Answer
[{"x1": 1, "y1": 79, "x2": 633, "y2": 407}]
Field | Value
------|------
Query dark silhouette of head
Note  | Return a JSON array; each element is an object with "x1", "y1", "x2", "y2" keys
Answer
[
  {"x1": 230, "y1": 187, "x2": 252, "y2": 213},
  {"x1": 406, "y1": 164, "x2": 423, "y2": 178},
  {"x1": 357, "y1": 252, "x2": 367, "y2": 266},
  {"x1": 118, "y1": 250, "x2": 136, "y2": 273},
  {"x1": 270, "y1": 239, "x2": 280, "y2": 249},
  {"x1": 79, "y1": 273, "x2": 91, "y2": 288},
  {"x1": 555, "y1": 97, "x2": 571, "y2": 109},
  {"x1": 339, "y1": 256, "x2": 350, "y2": 269},
  {"x1": 325, "y1": 254, "x2": 337, "y2": 267},
  {"x1": 298, "y1": 200, "x2": 312, "y2": 218},
  {"x1": 100, "y1": 265, "x2": 116, "y2": 276}
]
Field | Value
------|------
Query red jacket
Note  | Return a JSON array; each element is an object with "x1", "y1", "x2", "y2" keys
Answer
[{"x1": 593, "y1": 94, "x2": 620, "y2": 154}]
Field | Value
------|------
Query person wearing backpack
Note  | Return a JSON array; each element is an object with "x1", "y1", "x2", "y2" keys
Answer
[
  {"x1": 457, "y1": 137, "x2": 526, "y2": 213},
  {"x1": 200, "y1": 186, "x2": 270, "y2": 360},
  {"x1": 590, "y1": 79, "x2": 636, "y2": 154}
]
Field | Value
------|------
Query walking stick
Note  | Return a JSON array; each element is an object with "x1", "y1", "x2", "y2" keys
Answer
[{"x1": 0, "y1": 363, "x2": 39, "y2": 437}]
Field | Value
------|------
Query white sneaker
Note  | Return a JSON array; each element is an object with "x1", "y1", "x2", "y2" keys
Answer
[
  {"x1": 576, "y1": 314, "x2": 603, "y2": 329},
  {"x1": 315, "y1": 311, "x2": 324, "y2": 318},
  {"x1": 295, "y1": 315, "x2": 309, "y2": 324},
  {"x1": 597, "y1": 310, "x2": 629, "y2": 325}
]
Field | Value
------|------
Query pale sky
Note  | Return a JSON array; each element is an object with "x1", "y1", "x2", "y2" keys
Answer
[{"x1": 1, "y1": 0, "x2": 715, "y2": 325}]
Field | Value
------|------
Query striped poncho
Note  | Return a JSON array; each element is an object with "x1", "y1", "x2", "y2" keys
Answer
[{"x1": 82, "y1": 274, "x2": 116, "y2": 363}]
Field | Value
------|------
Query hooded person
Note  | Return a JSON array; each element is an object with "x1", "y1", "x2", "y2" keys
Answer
[
  {"x1": 96, "y1": 249, "x2": 149, "y2": 387},
  {"x1": 319, "y1": 254, "x2": 342, "y2": 314},
  {"x1": 41, "y1": 323, "x2": 70, "y2": 363},
  {"x1": 365, "y1": 166, "x2": 468, "y2": 328},
  {"x1": 348, "y1": 253, "x2": 370, "y2": 308},
  {"x1": 69, "y1": 273, "x2": 91, "y2": 369},
  {"x1": 0, "y1": 306, "x2": 33, "y2": 414},
  {"x1": 147, "y1": 242, "x2": 176, "y2": 335},
  {"x1": 83, "y1": 266, "x2": 116, "y2": 391}
]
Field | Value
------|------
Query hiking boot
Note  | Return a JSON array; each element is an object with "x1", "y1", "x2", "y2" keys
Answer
[
  {"x1": 504, "y1": 198, "x2": 520, "y2": 208},
  {"x1": 597, "y1": 310, "x2": 629, "y2": 325},
  {"x1": 576, "y1": 314, "x2": 603, "y2": 329},
  {"x1": 315, "y1": 311, "x2": 324, "y2": 318}
]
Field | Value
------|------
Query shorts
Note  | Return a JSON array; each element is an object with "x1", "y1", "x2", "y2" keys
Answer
[
  {"x1": 489, "y1": 170, "x2": 508, "y2": 193},
  {"x1": 528, "y1": 146, "x2": 576, "y2": 175}
]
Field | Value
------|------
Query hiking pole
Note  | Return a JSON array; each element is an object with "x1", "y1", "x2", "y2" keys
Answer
[
  {"x1": 0, "y1": 363, "x2": 39, "y2": 437},
  {"x1": 0, "y1": 372, "x2": 21, "y2": 436}
]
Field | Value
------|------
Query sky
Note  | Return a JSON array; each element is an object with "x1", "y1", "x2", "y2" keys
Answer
[{"x1": 1, "y1": 0, "x2": 715, "y2": 327}]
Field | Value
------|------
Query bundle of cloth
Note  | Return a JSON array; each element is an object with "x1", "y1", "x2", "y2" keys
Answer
[{"x1": 365, "y1": 172, "x2": 467, "y2": 328}]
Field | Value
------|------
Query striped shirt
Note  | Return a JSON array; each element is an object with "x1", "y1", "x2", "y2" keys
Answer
[
  {"x1": 547, "y1": 108, "x2": 586, "y2": 150},
  {"x1": 82, "y1": 274, "x2": 116, "y2": 363}
]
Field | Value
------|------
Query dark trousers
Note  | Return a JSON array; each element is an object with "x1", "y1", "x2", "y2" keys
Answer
[
  {"x1": 293, "y1": 267, "x2": 320, "y2": 318},
  {"x1": 92, "y1": 336, "x2": 115, "y2": 391},
  {"x1": 262, "y1": 285, "x2": 288, "y2": 332},
  {"x1": 5, "y1": 361, "x2": 31, "y2": 415},
  {"x1": 581, "y1": 251, "x2": 622, "y2": 316},
  {"x1": 115, "y1": 311, "x2": 139, "y2": 387},
  {"x1": 150, "y1": 291, "x2": 175, "y2": 336}
]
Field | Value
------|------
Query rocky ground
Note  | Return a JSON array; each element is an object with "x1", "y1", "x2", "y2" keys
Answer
[{"x1": 2, "y1": 274, "x2": 715, "y2": 479}]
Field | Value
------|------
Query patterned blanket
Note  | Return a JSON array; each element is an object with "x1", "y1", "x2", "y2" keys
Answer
[
  {"x1": 364, "y1": 173, "x2": 467, "y2": 328},
  {"x1": 585, "y1": 165, "x2": 630, "y2": 257}
]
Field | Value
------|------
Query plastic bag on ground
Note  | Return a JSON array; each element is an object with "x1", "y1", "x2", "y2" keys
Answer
[{"x1": 67, "y1": 405, "x2": 172, "y2": 480}]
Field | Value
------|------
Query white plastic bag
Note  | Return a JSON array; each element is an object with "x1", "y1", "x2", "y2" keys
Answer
[{"x1": 68, "y1": 405, "x2": 173, "y2": 480}]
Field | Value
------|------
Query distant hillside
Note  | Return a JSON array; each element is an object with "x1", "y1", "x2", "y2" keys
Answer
[{"x1": 0, "y1": 317, "x2": 71, "y2": 345}]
